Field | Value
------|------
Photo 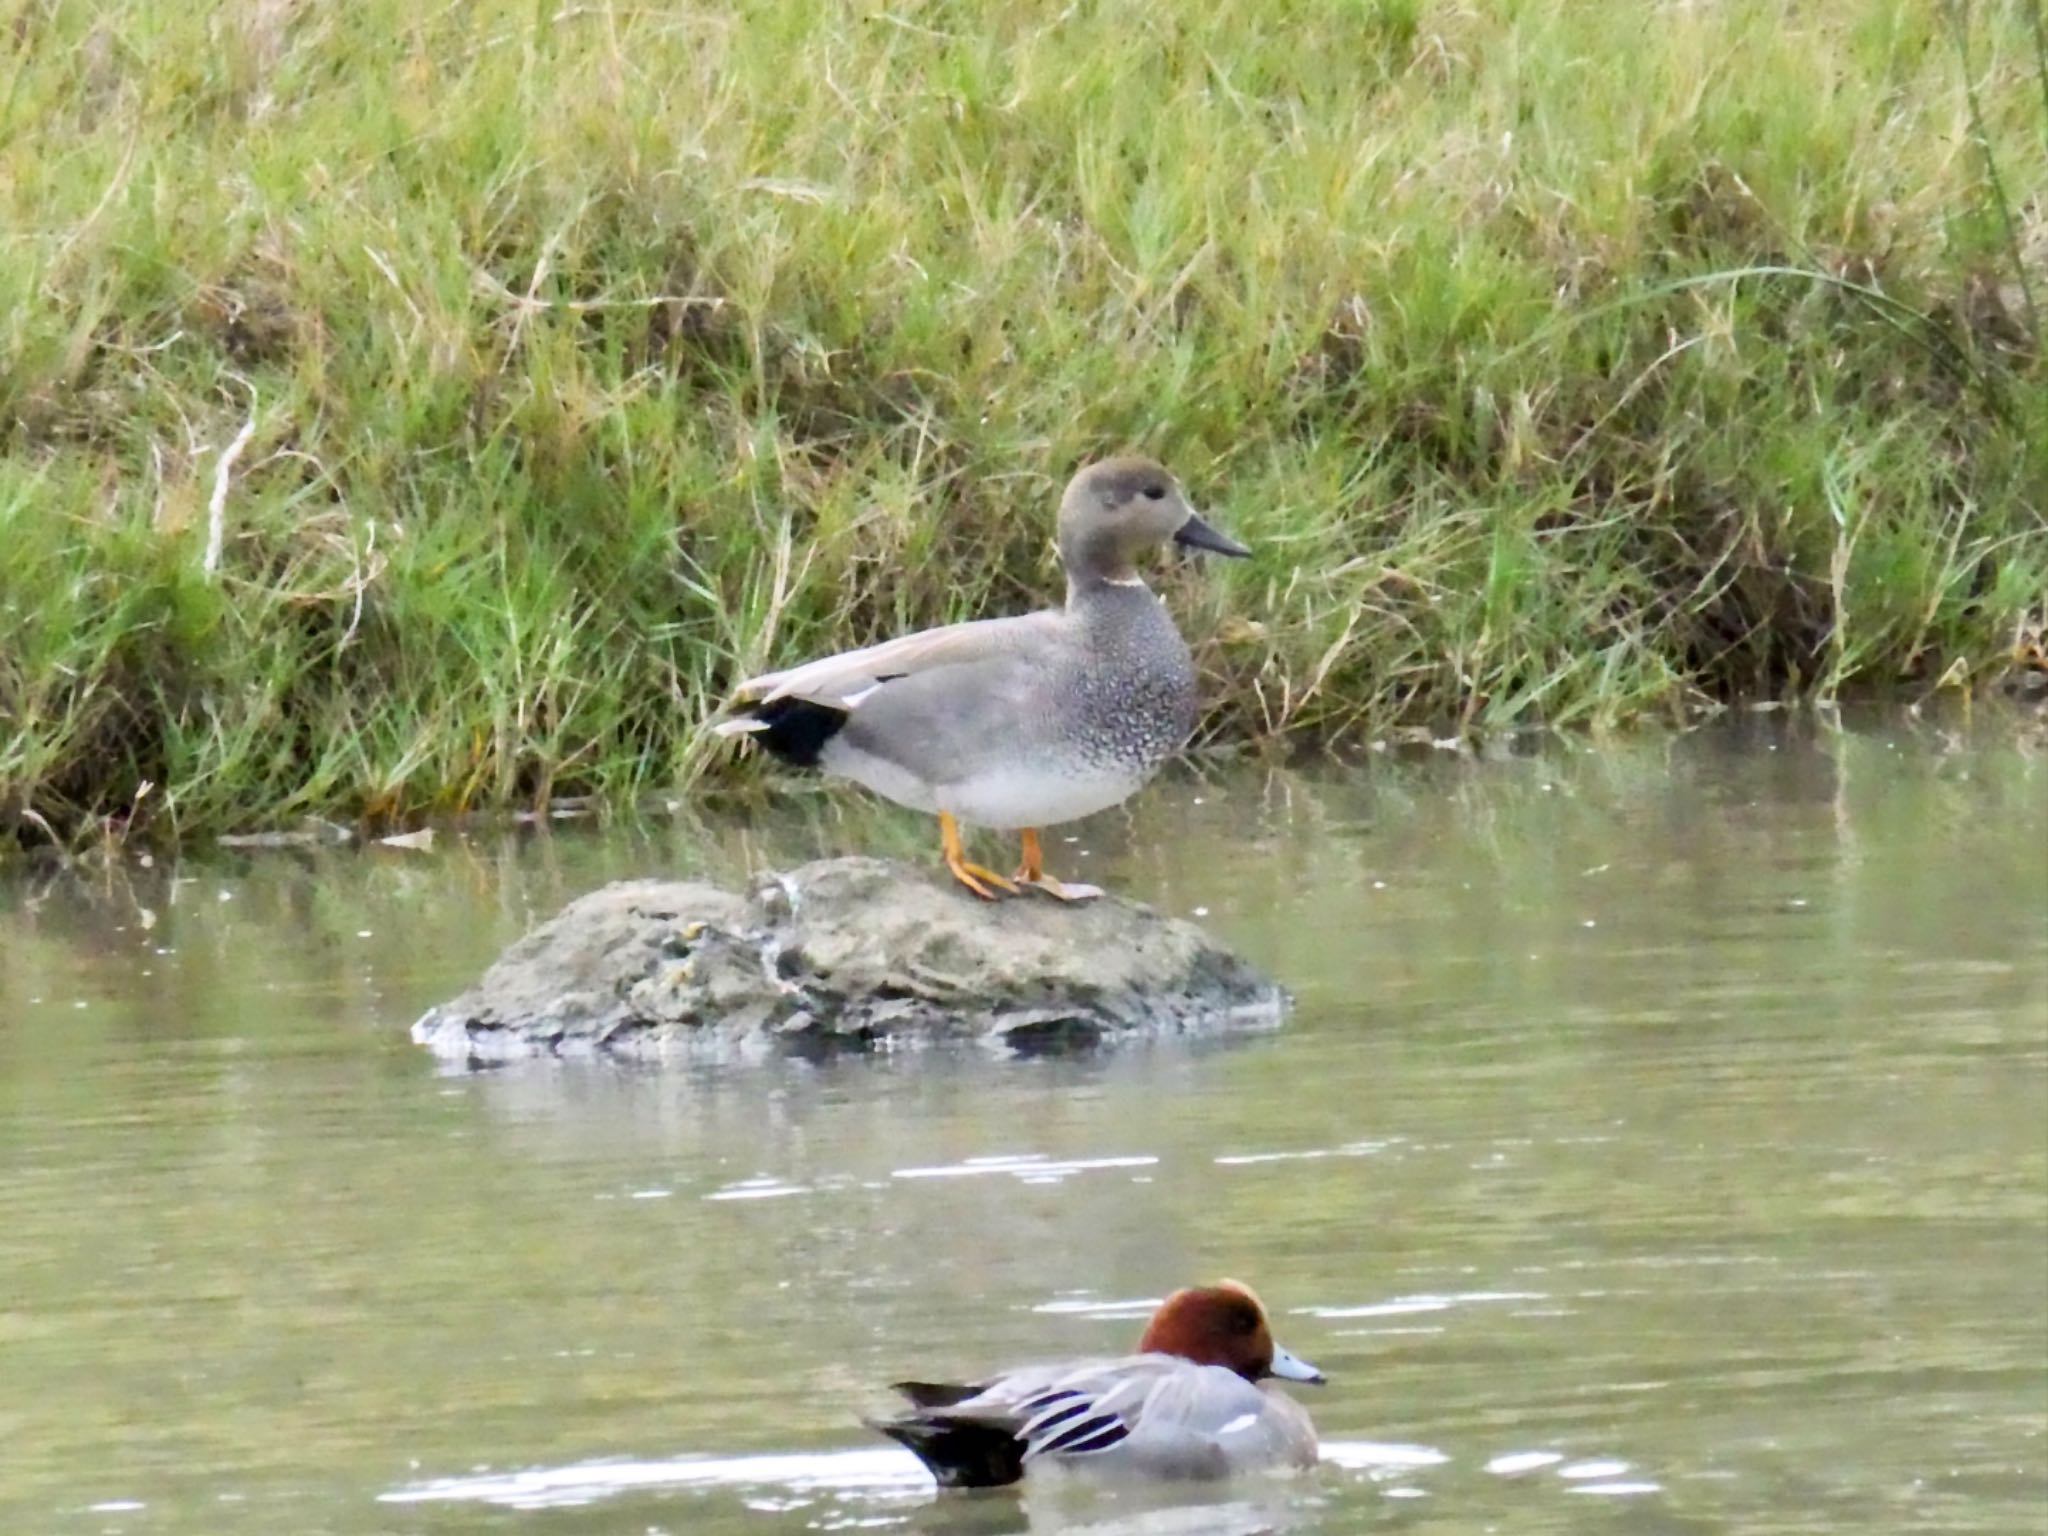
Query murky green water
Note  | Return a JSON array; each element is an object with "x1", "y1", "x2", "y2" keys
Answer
[{"x1": 3, "y1": 718, "x2": 2045, "y2": 1536}]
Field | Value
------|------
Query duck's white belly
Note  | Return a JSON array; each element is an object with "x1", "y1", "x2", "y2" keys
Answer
[
  {"x1": 936, "y1": 763, "x2": 1152, "y2": 830},
  {"x1": 823, "y1": 741, "x2": 1149, "y2": 830},
  {"x1": 821, "y1": 741, "x2": 943, "y2": 815}
]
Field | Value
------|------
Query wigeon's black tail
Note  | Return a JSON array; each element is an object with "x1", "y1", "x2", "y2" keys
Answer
[
  {"x1": 889, "y1": 1380, "x2": 985, "y2": 1409},
  {"x1": 866, "y1": 1380, "x2": 1025, "y2": 1490},
  {"x1": 712, "y1": 696, "x2": 847, "y2": 768}
]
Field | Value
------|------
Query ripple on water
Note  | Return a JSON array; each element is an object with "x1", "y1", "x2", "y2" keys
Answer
[
  {"x1": 1211, "y1": 1139, "x2": 1402, "y2": 1166},
  {"x1": 704, "y1": 1177, "x2": 813, "y2": 1201},
  {"x1": 380, "y1": 1448, "x2": 931, "y2": 1512},
  {"x1": 1295, "y1": 1290, "x2": 1547, "y2": 1319},
  {"x1": 1031, "y1": 1294, "x2": 1166, "y2": 1320},
  {"x1": 384, "y1": 1441, "x2": 1465, "y2": 1517},
  {"x1": 889, "y1": 1154, "x2": 1159, "y2": 1182},
  {"x1": 1484, "y1": 1450, "x2": 1565, "y2": 1475}
]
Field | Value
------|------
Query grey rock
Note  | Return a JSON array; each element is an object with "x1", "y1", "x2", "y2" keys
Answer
[{"x1": 410, "y1": 857, "x2": 1286, "y2": 1065}]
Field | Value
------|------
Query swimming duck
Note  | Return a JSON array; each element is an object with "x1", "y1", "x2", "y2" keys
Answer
[
  {"x1": 869, "y1": 1281, "x2": 1324, "y2": 1487},
  {"x1": 712, "y1": 457, "x2": 1249, "y2": 901}
]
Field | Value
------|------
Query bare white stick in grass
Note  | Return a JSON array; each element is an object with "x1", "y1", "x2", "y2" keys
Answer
[{"x1": 203, "y1": 376, "x2": 259, "y2": 578}]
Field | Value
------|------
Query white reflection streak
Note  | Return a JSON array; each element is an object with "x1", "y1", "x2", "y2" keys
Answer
[
  {"x1": 1558, "y1": 1458, "x2": 1632, "y2": 1479},
  {"x1": 1569, "y1": 1481, "x2": 1663, "y2": 1495},
  {"x1": 380, "y1": 1448, "x2": 929, "y2": 1511},
  {"x1": 1298, "y1": 1290, "x2": 1546, "y2": 1319},
  {"x1": 890, "y1": 1154, "x2": 1158, "y2": 1180},
  {"x1": 1213, "y1": 1140, "x2": 1396, "y2": 1166},
  {"x1": 705, "y1": 1180, "x2": 811, "y2": 1201},
  {"x1": 385, "y1": 1441, "x2": 1466, "y2": 1514},
  {"x1": 1316, "y1": 1439, "x2": 1451, "y2": 1472},
  {"x1": 1033, "y1": 1295, "x2": 1166, "y2": 1318},
  {"x1": 1484, "y1": 1450, "x2": 1564, "y2": 1475}
]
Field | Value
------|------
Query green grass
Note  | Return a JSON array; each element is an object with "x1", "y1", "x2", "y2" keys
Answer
[{"x1": 3, "y1": 0, "x2": 2045, "y2": 843}]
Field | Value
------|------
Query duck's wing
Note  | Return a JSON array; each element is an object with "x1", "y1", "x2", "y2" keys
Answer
[
  {"x1": 867, "y1": 1357, "x2": 1126, "y2": 1488},
  {"x1": 731, "y1": 610, "x2": 1065, "y2": 708},
  {"x1": 874, "y1": 1357, "x2": 1305, "y2": 1485},
  {"x1": 936, "y1": 1355, "x2": 1206, "y2": 1462},
  {"x1": 1015, "y1": 1359, "x2": 1302, "y2": 1476},
  {"x1": 1009, "y1": 1358, "x2": 1172, "y2": 1460}
]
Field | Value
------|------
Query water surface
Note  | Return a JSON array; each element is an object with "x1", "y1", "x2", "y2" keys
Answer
[{"x1": 3, "y1": 717, "x2": 2045, "y2": 1535}]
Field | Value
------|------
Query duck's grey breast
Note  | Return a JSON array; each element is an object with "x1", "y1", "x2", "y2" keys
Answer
[
  {"x1": 1050, "y1": 584, "x2": 1199, "y2": 778},
  {"x1": 817, "y1": 586, "x2": 1197, "y2": 829},
  {"x1": 931, "y1": 586, "x2": 1195, "y2": 829}
]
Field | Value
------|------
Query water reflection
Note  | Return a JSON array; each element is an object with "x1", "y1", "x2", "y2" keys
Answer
[
  {"x1": 381, "y1": 1447, "x2": 933, "y2": 1512},
  {"x1": 1, "y1": 716, "x2": 2043, "y2": 1536},
  {"x1": 382, "y1": 1438, "x2": 1465, "y2": 1529}
]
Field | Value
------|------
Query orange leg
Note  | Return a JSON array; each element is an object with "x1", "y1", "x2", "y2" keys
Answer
[
  {"x1": 940, "y1": 811, "x2": 1017, "y2": 901},
  {"x1": 1012, "y1": 828, "x2": 1103, "y2": 903},
  {"x1": 1017, "y1": 827, "x2": 1046, "y2": 883}
]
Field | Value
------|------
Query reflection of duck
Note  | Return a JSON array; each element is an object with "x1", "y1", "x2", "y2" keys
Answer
[
  {"x1": 713, "y1": 458, "x2": 1249, "y2": 901},
  {"x1": 869, "y1": 1281, "x2": 1324, "y2": 1487},
  {"x1": 897, "y1": 1483, "x2": 1316, "y2": 1536}
]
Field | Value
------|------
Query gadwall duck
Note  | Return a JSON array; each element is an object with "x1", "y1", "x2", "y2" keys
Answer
[
  {"x1": 712, "y1": 457, "x2": 1248, "y2": 900},
  {"x1": 869, "y1": 1281, "x2": 1324, "y2": 1487}
]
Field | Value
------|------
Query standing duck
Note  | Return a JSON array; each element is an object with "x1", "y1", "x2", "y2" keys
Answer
[
  {"x1": 712, "y1": 457, "x2": 1249, "y2": 900},
  {"x1": 868, "y1": 1280, "x2": 1325, "y2": 1487}
]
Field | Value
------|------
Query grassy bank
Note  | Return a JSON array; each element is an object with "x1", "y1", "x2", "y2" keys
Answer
[{"x1": 3, "y1": 0, "x2": 2045, "y2": 843}]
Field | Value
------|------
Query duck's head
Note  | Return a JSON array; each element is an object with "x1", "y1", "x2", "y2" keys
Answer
[
  {"x1": 1137, "y1": 1280, "x2": 1326, "y2": 1386},
  {"x1": 1055, "y1": 456, "x2": 1251, "y2": 586}
]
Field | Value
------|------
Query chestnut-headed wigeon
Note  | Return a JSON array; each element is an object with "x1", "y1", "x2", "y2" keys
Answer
[{"x1": 868, "y1": 1280, "x2": 1325, "y2": 1487}]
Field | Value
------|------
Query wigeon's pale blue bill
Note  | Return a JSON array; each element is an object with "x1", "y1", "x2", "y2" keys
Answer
[
  {"x1": 1268, "y1": 1343, "x2": 1326, "y2": 1384},
  {"x1": 1172, "y1": 511, "x2": 1252, "y2": 558}
]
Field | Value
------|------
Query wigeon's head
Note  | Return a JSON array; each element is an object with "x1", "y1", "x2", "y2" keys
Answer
[{"x1": 1137, "y1": 1280, "x2": 1326, "y2": 1386}]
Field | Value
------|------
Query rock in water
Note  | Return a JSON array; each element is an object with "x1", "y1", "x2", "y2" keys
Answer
[{"x1": 410, "y1": 857, "x2": 1286, "y2": 1065}]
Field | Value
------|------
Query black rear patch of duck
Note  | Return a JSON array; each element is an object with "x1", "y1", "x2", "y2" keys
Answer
[
  {"x1": 743, "y1": 697, "x2": 848, "y2": 768},
  {"x1": 870, "y1": 1410, "x2": 1027, "y2": 1489}
]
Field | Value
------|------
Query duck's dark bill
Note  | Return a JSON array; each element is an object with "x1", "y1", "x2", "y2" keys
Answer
[{"x1": 1172, "y1": 512, "x2": 1252, "y2": 558}]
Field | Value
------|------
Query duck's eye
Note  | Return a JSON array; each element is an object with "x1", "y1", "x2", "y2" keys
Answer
[{"x1": 1141, "y1": 484, "x2": 1167, "y2": 501}]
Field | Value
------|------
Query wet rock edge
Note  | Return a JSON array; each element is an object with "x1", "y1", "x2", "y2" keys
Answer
[{"x1": 410, "y1": 857, "x2": 1289, "y2": 1066}]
